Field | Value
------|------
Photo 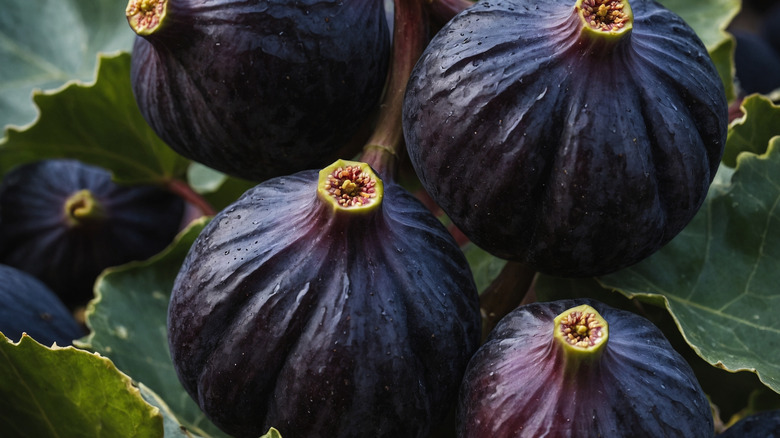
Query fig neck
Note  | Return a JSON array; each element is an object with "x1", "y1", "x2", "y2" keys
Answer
[
  {"x1": 553, "y1": 304, "x2": 609, "y2": 374},
  {"x1": 571, "y1": 0, "x2": 633, "y2": 56},
  {"x1": 64, "y1": 189, "x2": 106, "y2": 227}
]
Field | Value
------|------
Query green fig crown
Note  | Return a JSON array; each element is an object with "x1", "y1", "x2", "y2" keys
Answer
[
  {"x1": 126, "y1": 0, "x2": 167, "y2": 35},
  {"x1": 64, "y1": 189, "x2": 106, "y2": 227},
  {"x1": 575, "y1": 0, "x2": 633, "y2": 37},
  {"x1": 317, "y1": 160, "x2": 384, "y2": 214},
  {"x1": 553, "y1": 304, "x2": 609, "y2": 360}
]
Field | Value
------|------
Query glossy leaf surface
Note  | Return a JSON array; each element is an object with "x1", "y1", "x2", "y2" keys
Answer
[
  {"x1": 0, "y1": 0, "x2": 134, "y2": 130},
  {"x1": 0, "y1": 53, "x2": 189, "y2": 185},
  {"x1": 0, "y1": 333, "x2": 162, "y2": 437}
]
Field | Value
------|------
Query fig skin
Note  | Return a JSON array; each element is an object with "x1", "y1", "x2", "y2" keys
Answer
[
  {"x1": 403, "y1": 0, "x2": 729, "y2": 277},
  {"x1": 167, "y1": 165, "x2": 482, "y2": 438},
  {"x1": 0, "y1": 159, "x2": 185, "y2": 308},
  {"x1": 0, "y1": 264, "x2": 85, "y2": 347},
  {"x1": 130, "y1": 0, "x2": 391, "y2": 181},
  {"x1": 718, "y1": 409, "x2": 780, "y2": 437},
  {"x1": 458, "y1": 299, "x2": 714, "y2": 438}
]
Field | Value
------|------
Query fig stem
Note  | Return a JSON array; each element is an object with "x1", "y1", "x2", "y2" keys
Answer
[
  {"x1": 359, "y1": 0, "x2": 428, "y2": 182},
  {"x1": 165, "y1": 179, "x2": 216, "y2": 217},
  {"x1": 426, "y1": 0, "x2": 475, "y2": 25}
]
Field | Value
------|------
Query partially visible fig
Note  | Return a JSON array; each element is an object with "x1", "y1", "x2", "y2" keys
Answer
[
  {"x1": 168, "y1": 159, "x2": 482, "y2": 438},
  {"x1": 127, "y1": 0, "x2": 391, "y2": 181},
  {"x1": 403, "y1": 0, "x2": 728, "y2": 276},
  {"x1": 0, "y1": 264, "x2": 85, "y2": 346},
  {"x1": 718, "y1": 409, "x2": 780, "y2": 437},
  {"x1": 458, "y1": 299, "x2": 714, "y2": 438},
  {"x1": 0, "y1": 159, "x2": 185, "y2": 307}
]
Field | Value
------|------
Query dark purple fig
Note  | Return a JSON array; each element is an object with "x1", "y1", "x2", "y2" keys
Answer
[
  {"x1": 718, "y1": 409, "x2": 780, "y2": 437},
  {"x1": 0, "y1": 159, "x2": 185, "y2": 308},
  {"x1": 458, "y1": 299, "x2": 714, "y2": 438},
  {"x1": 168, "y1": 159, "x2": 481, "y2": 438},
  {"x1": 127, "y1": 0, "x2": 391, "y2": 181},
  {"x1": 403, "y1": 0, "x2": 728, "y2": 277},
  {"x1": 732, "y1": 29, "x2": 780, "y2": 96},
  {"x1": 0, "y1": 264, "x2": 85, "y2": 347}
]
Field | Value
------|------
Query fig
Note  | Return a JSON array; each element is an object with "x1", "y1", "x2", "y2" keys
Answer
[
  {"x1": 458, "y1": 299, "x2": 714, "y2": 438},
  {"x1": 403, "y1": 0, "x2": 729, "y2": 276},
  {"x1": 0, "y1": 264, "x2": 85, "y2": 347},
  {"x1": 718, "y1": 409, "x2": 780, "y2": 437},
  {"x1": 168, "y1": 159, "x2": 481, "y2": 438},
  {"x1": 732, "y1": 29, "x2": 780, "y2": 95},
  {"x1": 0, "y1": 159, "x2": 185, "y2": 308},
  {"x1": 127, "y1": 0, "x2": 391, "y2": 181}
]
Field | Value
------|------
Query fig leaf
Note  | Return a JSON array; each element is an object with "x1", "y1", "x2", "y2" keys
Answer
[
  {"x1": 724, "y1": 94, "x2": 780, "y2": 167},
  {"x1": 0, "y1": 52, "x2": 190, "y2": 186},
  {"x1": 76, "y1": 217, "x2": 229, "y2": 438},
  {"x1": 187, "y1": 163, "x2": 257, "y2": 212},
  {"x1": 0, "y1": 0, "x2": 134, "y2": 130},
  {"x1": 599, "y1": 130, "x2": 780, "y2": 394},
  {"x1": 0, "y1": 332, "x2": 163, "y2": 437}
]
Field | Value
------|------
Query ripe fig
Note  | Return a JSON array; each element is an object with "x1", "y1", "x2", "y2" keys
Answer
[
  {"x1": 0, "y1": 159, "x2": 185, "y2": 308},
  {"x1": 458, "y1": 299, "x2": 714, "y2": 438},
  {"x1": 127, "y1": 0, "x2": 391, "y2": 181},
  {"x1": 403, "y1": 0, "x2": 729, "y2": 276},
  {"x1": 0, "y1": 264, "x2": 85, "y2": 347},
  {"x1": 168, "y1": 159, "x2": 482, "y2": 438},
  {"x1": 718, "y1": 409, "x2": 780, "y2": 437}
]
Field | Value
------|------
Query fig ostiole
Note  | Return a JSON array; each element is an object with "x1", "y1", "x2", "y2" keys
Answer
[
  {"x1": 63, "y1": 189, "x2": 106, "y2": 227},
  {"x1": 403, "y1": 0, "x2": 729, "y2": 277},
  {"x1": 457, "y1": 299, "x2": 714, "y2": 438},
  {"x1": 168, "y1": 159, "x2": 481, "y2": 438}
]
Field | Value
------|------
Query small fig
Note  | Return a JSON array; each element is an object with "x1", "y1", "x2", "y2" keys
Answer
[
  {"x1": 127, "y1": 0, "x2": 391, "y2": 181},
  {"x1": 458, "y1": 299, "x2": 714, "y2": 438},
  {"x1": 718, "y1": 409, "x2": 780, "y2": 437},
  {"x1": 168, "y1": 159, "x2": 482, "y2": 438},
  {"x1": 403, "y1": 0, "x2": 728, "y2": 276},
  {"x1": 0, "y1": 264, "x2": 85, "y2": 347},
  {"x1": 0, "y1": 159, "x2": 185, "y2": 307}
]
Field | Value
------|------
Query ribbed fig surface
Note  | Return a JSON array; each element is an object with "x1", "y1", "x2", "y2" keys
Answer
[
  {"x1": 129, "y1": 0, "x2": 391, "y2": 181},
  {"x1": 0, "y1": 159, "x2": 185, "y2": 307},
  {"x1": 0, "y1": 264, "x2": 85, "y2": 346},
  {"x1": 458, "y1": 298, "x2": 714, "y2": 438},
  {"x1": 403, "y1": 0, "x2": 728, "y2": 276},
  {"x1": 168, "y1": 161, "x2": 482, "y2": 438}
]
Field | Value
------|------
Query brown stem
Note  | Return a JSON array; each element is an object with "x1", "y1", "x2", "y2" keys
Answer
[
  {"x1": 166, "y1": 178, "x2": 217, "y2": 216},
  {"x1": 426, "y1": 0, "x2": 474, "y2": 25},
  {"x1": 479, "y1": 261, "x2": 537, "y2": 341},
  {"x1": 360, "y1": 0, "x2": 429, "y2": 182}
]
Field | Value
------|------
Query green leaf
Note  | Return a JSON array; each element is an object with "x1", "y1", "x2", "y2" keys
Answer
[
  {"x1": 463, "y1": 243, "x2": 508, "y2": 294},
  {"x1": 0, "y1": 333, "x2": 163, "y2": 437},
  {"x1": 598, "y1": 138, "x2": 780, "y2": 394},
  {"x1": 76, "y1": 217, "x2": 228, "y2": 438},
  {"x1": 0, "y1": 0, "x2": 135, "y2": 130},
  {"x1": 659, "y1": 0, "x2": 739, "y2": 51},
  {"x1": 0, "y1": 52, "x2": 190, "y2": 185},
  {"x1": 724, "y1": 94, "x2": 780, "y2": 168},
  {"x1": 138, "y1": 384, "x2": 202, "y2": 438},
  {"x1": 658, "y1": 0, "x2": 739, "y2": 101},
  {"x1": 188, "y1": 162, "x2": 258, "y2": 212}
]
